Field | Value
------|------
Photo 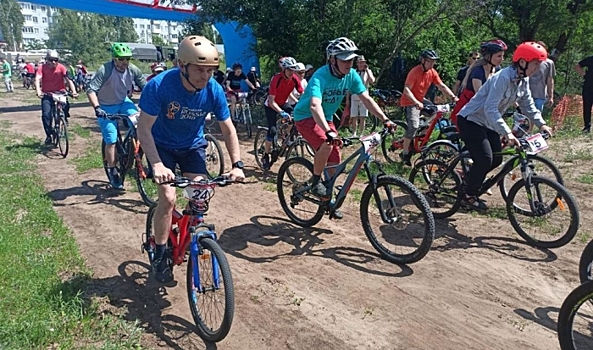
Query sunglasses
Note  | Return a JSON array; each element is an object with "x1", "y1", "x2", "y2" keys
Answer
[
  {"x1": 48, "y1": 58, "x2": 58, "y2": 62},
  {"x1": 116, "y1": 57, "x2": 130, "y2": 62}
]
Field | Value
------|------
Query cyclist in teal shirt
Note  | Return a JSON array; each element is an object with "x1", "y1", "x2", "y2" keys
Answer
[{"x1": 293, "y1": 37, "x2": 394, "y2": 219}]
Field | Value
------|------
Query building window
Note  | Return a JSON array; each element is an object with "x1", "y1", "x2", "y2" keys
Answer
[
  {"x1": 34, "y1": 28, "x2": 39, "y2": 34},
  {"x1": 134, "y1": 24, "x2": 137, "y2": 28},
  {"x1": 44, "y1": 28, "x2": 48, "y2": 34},
  {"x1": 140, "y1": 24, "x2": 144, "y2": 29},
  {"x1": 22, "y1": 27, "x2": 34, "y2": 34},
  {"x1": 154, "y1": 24, "x2": 160, "y2": 30},
  {"x1": 31, "y1": 5, "x2": 36, "y2": 11},
  {"x1": 171, "y1": 34, "x2": 177, "y2": 39},
  {"x1": 41, "y1": 6, "x2": 46, "y2": 11},
  {"x1": 33, "y1": 17, "x2": 38, "y2": 23},
  {"x1": 24, "y1": 15, "x2": 32, "y2": 21},
  {"x1": 147, "y1": 25, "x2": 151, "y2": 29},
  {"x1": 42, "y1": 17, "x2": 47, "y2": 23}
]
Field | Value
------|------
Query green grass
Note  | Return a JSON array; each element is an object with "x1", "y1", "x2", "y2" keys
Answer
[
  {"x1": 70, "y1": 146, "x2": 103, "y2": 173},
  {"x1": 563, "y1": 148, "x2": 593, "y2": 163},
  {"x1": 70, "y1": 123, "x2": 91, "y2": 139},
  {"x1": 577, "y1": 174, "x2": 593, "y2": 184},
  {"x1": 0, "y1": 131, "x2": 142, "y2": 349}
]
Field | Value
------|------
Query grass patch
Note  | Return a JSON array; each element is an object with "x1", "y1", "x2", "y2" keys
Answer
[
  {"x1": 0, "y1": 131, "x2": 142, "y2": 349},
  {"x1": 563, "y1": 147, "x2": 593, "y2": 163},
  {"x1": 70, "y1": 123, "x2": 91, "y2": 139},
  {"x1": 70, "y1": 146, "x2": 103, "y2": 173},
  {"x1": 349, "y1": 188, "x2": 363, "y2": 203},
  {"x1": 577, "y1": 174, "x2": 593, "y2": 185},
  {"x1": 578, "y1": 231, "x2": 592, "y2": 244}
]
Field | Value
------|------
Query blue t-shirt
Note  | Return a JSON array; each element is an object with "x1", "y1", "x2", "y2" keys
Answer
[
  {"x1": 466, "y1": 66, "x2": 487, "y2": 93},
  {"x1": 139, "y1": 68, "x2": 230, "y2": 149},
  {"x1": 293, "y1": 65, "x2": 366, "y2": 122}
]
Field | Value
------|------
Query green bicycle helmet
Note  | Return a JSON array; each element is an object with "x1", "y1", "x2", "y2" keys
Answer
[{"x1": 111, "y1": 43, "x2": 133, "y2": 58}]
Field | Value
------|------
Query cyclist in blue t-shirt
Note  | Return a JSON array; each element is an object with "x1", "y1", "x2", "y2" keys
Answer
[
  {"x1": 137, "y1": 36, "x2": 245, "y2": 283},
  {"x1": 293, "y1": 37, "x2": 395, "y2": 219}
]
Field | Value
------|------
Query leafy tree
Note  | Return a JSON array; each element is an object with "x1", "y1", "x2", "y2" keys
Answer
[
  {"x1": 24, "y1": 39, "x2": 46, "y2": 51},
  {"x1": 152, "y1": 33, "x2": 167, "y2": 46},
  {"x1": 108, "y1": 17, "x2": 138, "y2": 43},
  {"x1": 0, "y1": 0, "x2": 24, "y2": 50},
  {"x1": 47, "y1": 9, "x2": 111, "y2": 67},
  {"x1": 182, "y1": 19, "x2": 222, "y2": 44}
]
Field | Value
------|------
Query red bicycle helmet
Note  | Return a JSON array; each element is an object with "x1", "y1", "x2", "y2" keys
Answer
[{"x1": 512, "y1": 42, "x2": 548, "y2": 62}]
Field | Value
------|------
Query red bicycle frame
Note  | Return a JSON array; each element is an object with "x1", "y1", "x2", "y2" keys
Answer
[{"x1": 391, "y1": 109, "x2": 450, "y2": 154}]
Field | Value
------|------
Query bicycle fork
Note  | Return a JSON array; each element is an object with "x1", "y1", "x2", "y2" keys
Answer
[
  {"x1": 369, "y1": 175, "x2": 400, "y2": 225},
  {"x1": 189, "y1": 226, "x2": 221, "y2": 292}
]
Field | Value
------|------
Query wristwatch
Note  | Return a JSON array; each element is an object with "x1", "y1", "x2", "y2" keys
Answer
[{"x1": 232, "y1": 161, "x2": 244, "y2": 169}]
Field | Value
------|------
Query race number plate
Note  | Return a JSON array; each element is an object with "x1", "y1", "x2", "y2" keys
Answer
[
  {"x1": 361, "y1": 132, "x2": 381, "y2": 154},
  {"x1": 526, "y1": 133, "x2": 548, "y2": 154},
  {"x1": 183, "y1": 186, "x2": 214, "y2": 202},
  {"x1": 437, "y1": 104, "x2": 451, "y2": 113}
]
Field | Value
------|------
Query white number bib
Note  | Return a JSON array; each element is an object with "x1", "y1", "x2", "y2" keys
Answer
[
  {"x1": 183, "y1": 186, "x2": 214, "y2": 202},
  {"x1": 526, "y1": 133, "x2": 548, "y2": 154},
  {"x1": 361, "y1": 132, "x2": 381, "y2": 153}
]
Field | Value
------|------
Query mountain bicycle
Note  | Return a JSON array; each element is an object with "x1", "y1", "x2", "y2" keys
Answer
[
  {"x1": 409, "y1": 132, "x2": 578, "y2": 249},
  {"x1": 253, "y1": 117, "x2": 315, "y2": 172},
  {"x1": 142, "y1": 176, "x2": 236, "y2": 342},
  {"x1": 557, "y1": 280, "x2": 593, "y2": 349},
  {"x1": 276, "y1": 128, "x2": 435, "y2": 264},
  {"x1": 232, "y1": 92, "x2": 253, "y2": 138},
  {"x1": 381, "y1": 102, "x2": 457, "y2": 164},
  {"x1": 45, "y1": 92, "x2": 73, "y2": 158}
]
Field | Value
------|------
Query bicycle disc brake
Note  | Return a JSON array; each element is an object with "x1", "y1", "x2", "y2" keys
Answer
[{"x1": 386, "y1": 206, "x2": 407, "y2": 230}]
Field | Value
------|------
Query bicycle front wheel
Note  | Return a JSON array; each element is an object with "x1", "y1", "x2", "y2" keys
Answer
[
  {"x1": 135, "y1": 146, "x2": 158, "y2": 206},
  {"x1": 187, "y1": 237, "x2": 234, "y2": 342},
  {"x1": 360, "y1": 175, "x2": 435, "y2": 264},
  {"x1": 380, "y1": 120, "x2": 407, "y2": 163},
  {"x1": 499, "y1": 154, "x2": 564, "y2": 203},
  {"x1": 506, "y1": 176, "x2": 579, "y2": 248},
  {"x1": 244, "y1": 106, "x2": 253, "y2": 138},
  {"x1": 253, "y1": 128, "x2": 268, "y2": 170},
  {"x1": 579, "y1": 239, "x2": 593, "y2": 284},
  {"x1": 408, "y1": 159, "x2": 462, "y2": 219},
  {"x1": 557, "y1": 281, "x2": 593, "y2": 350},
  {"x1": 277, "y1": 157, "x2": 325, "y2": 227},
  {"x1": 58, "y1": 116, "x2": 69, "y2": 158},
  {"x1": 205, "y1": 134, "x2": 225, "y2": 179}
]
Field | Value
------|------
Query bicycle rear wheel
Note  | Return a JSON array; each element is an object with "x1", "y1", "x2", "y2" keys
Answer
[
  {"x1": 380, "y1": 120, "x2": 407, "y2": 163},
  {"x1": 408, "y1": 159, "x2": 462, "y2": 219},
  {"x1": 506, "y1": 176, "x2": 579, "y2": 248},
  {"x1": 286, "y1": 137, "x2": 315, "y2": 163},
  {"x1": 143, "y1": 204, "x2": 174, "y2": 273},
  {"x1": 58, "y1": 116, "x2": 69, "y2": 158},
  {"x1": 557, "y1": 281, "x2": 593, "y2": 350},
  {"x1": 135, "y1": 147, "x2": 158, "y2": 206},
  {"x1": 277, "y1": 157, "x2": 325, "y2": 227},
  {"x1": 187, "y1": 236, "x2": 234, "y2": 342},
  {"x1": 360, "y1": 175, "x2": 435, "y2": 264},
  {"x1": 205, "y1": 134, "x2": 225, "y2": 179}
]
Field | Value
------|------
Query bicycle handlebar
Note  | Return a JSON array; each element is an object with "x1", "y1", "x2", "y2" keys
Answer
[
  {"x1": 43, "y1": 91, "x2": 75, "y2": 98},
  {"x1": 159, "y1": 175, "x2": 238, "y2": 188}
]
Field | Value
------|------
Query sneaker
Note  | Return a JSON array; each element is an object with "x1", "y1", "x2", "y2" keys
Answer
[
  {"x1": 583, "y1": 126, "x2": 591, "y2": 133},
  {"x1": 262, "y1": 153, "x2": 271, "y2": 171},
  {"x1": 399, "y1": 152, "x2": 412, "y2": 166},
  {"x1": 331, "y1": 209, "x2": 344, "y2": 220},
  {"x1": 44, "y1": 136, "x2": 52, "y2": 145},
  {"x1": 152, "y1": 257, "x2": 174, "y2": 283},
  {"x1": 311, "y1": 182, "x2": 329, "y2": 198},
  {"x1": 109, "y1": 170, "x2": 124, "y2": 190},
  {"x1": 461, "y1": 194, "x2": 488, "y2": 211}
]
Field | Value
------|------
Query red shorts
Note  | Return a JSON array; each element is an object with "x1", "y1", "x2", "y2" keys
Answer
[
  {"x1": 226, "y1": 89, "x2": 240, "y2": 99},
  {"x1": 295, "y1": 118, "x2": 341, "y2": 164}
]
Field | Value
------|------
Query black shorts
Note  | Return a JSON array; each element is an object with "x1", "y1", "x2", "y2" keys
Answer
[
  {"x1": 156, "y1": 142, "x2": 207, "y2": 175},
  {"x1": 264, "y1": 103, "x2": 293, "y2": 128}
]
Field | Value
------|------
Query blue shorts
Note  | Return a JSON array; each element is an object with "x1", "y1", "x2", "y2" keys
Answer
[
  {"x1": 156, "y1": 142, "x2": 208, "y2": 176},
  {"x1": 97, "y1": 97, "x2": 138, "y2": 145},
  {"x1": 533, "y1": 98, "x2": 545, "y2": 113}
]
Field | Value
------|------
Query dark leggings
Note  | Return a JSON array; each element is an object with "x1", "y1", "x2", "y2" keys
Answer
[
  {"x1": 583, "y1": 87, "x2": 593, "y2": 129},
  {"x1": 41, "y1": 95, "x2": 70, "y2": 138},
  {"x1": 264, "y1": 104, "x2": 292, "y2": 142},
  {"x1": 457, "y1": 117, "x2": 503, "y2": 196}
]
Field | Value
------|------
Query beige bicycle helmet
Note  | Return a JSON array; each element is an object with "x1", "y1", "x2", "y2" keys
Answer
[{"x1": 177, "y1": 35, "x2": 220, "y2": 66}]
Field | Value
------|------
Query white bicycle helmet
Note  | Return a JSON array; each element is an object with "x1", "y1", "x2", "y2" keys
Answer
[
  {"x1": 46, "y1": 50, "x2": 59, "y2": 60},
  {"x1": 326, "y1": 37, "x2": 358, "y2": 60},
  {"x1": 295, "y1": 62, "x2": 306, "y2": 72},
  {"x1": 279, "y1": 56, "x2": 298, "y2": 70}
]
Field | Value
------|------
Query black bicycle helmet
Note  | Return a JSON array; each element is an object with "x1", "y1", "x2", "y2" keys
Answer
[{"x1": 420, "y1": 49, "x2": 439, "y2": 60}]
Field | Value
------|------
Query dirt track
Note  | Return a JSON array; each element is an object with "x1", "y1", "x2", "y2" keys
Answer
[{"x1": 0, "y1": 88, "x2": 590, "y2": 350}]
